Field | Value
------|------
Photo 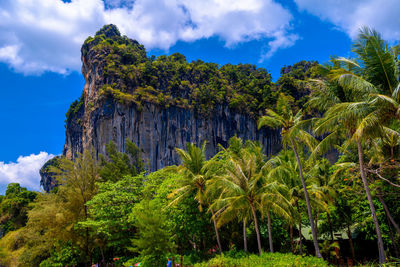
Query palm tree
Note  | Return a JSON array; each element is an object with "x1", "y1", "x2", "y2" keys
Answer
[
  {"x1": 210, "y1": 193, "x2": 252, "y2": 252},
  {"x1": 260, "y1": 179, "x2": 292, "y2": 253},
  {"x1": 212, "y1": 152, "x2": 263, "y2": 254},
  {"x1": 168, "y1": 141, "x2": 222, "y2": 253},
  {"x1": 312, "y1": 72, "x2": 386, "y2": 263},
  {"x1": 306, "y1": 158, "x2": 336, "y2": 241},
  {"x1": 310, "y1": 26, "x2": 400, "y2": 262},
  {"x1": 208, "y1": 137, "x2": 257, "y2": 253},
  {"x1": 365, "y1": 126, "x2": 400, "y2": 239},
  {"x1": 259, "y1": 93, "x2": 322, "y2": 258},
  {"x1": 266, "y1": 149, "x2": 314, "y2": 255}
]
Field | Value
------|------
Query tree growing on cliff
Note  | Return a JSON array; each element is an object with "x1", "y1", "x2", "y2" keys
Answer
[{"x1": 100, "y1": 139, "x2": 145, "y2": 182}]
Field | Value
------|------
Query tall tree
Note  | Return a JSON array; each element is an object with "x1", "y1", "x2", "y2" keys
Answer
[
  {"x1": 51, "y1": 149, "x2": 101, "y2": 265},
  {"x1": 309, "y1": 26, "x2": 400, "y2": 261},
  {"x1": 0, "y1": 183, "x2": 37, "y2": 236},
  {"x1": 266, "y1": 150, "x2": 307, "y2": 254},
  {"x1": 211, "y1": 151, "x2": 264, "y2": 254},
  {"x1": 259, "y1": 93, "x2": 322, "y2": 258},
  {"x1": 168, "y1": 142, "x2": 222, "y2": 253},
  {"x1": 210, "y1": 139, "x2": 291, "y2": 254},
  {"x1": 313, "y1": 71, "x2": 386, "y2": 262}
]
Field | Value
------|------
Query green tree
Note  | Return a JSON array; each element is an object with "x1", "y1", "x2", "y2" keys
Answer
[
  {"x1": 311, "y1": 27, "x2": 399, "y2": 261},
  {"x1": 169, "y1": 142, "x2": 223, "y2": 253},
  {"x1": 80, "y1": 174, "x2": 144, "y2": 261},
  {"x1": 214, "y1": 150, "x2": 264, "y2": 255},
  {"x1": 0, "y1": 183, "x2": 37, "y2": 236},
  {"x1": 49, "y1": 149, "x2": 101, "y2": 265},
  {"x1": 129, "y1": 199, "x2": 175, "y2": 267},
  {"x1": 211, "y1": 147, "x2": 291, "y2": 255},
  {"x1": 312, "y1": 74, "x2": 386, "y2": 262},
  {"x1": 208, "y1": 137, "x2": 255, "y2": 253},
  {"x1": 150, "y1": 170, "x2": 212, "y2": 255},
  {"x1": 265, "y1": 150, "x2": 305, "y2": 254},
  {"x1": 212, "y1": 138, "x2": 292, "y2": 253},
  {"x1": 258, "y1": 93, "x2": 322, "y2": 258},
  {"x1": 100, "y1": 139, "x2": 145, "y2": 182}
]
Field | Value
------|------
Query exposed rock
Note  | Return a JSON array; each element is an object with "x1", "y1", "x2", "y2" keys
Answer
[
  {"x1": 66, "y1": 100, "x2": 281, "y2": 172},
  {"x1": 40, "y1": 25, "x2": 282, "y2": 191},
  {"x1": 39, "y1": 156, "x2": 62, "y2": 192}
]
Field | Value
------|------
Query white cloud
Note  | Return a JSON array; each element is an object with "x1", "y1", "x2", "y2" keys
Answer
[
  {"x1": 294, "y1": 0, "x2": 400, "y2": 41},
  {"x1": 0, "y1": 152, "x2": 54, "y2": 192},
  {"x1": 0, "y1": 0, "x2": 297, "y2": 74},
  {"x1": 260, "y1": 31, "x2": 299, "y2": 62}
]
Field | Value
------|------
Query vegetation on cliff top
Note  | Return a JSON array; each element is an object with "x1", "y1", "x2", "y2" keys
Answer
[{"x1": 65, "y1": 24, "x2": 317, "y2": 121}]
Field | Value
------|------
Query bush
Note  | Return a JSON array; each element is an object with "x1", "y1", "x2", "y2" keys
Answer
[
  {"x1": 194, "y1": 252, "x2": 330, "y2": 267},
  {"x1": 39, "y1": 259, "x2": 63, "y2": 267},
  {"x1": 224, "y1": 247, "x2": 248, "y2": 259},
  {"x1": 123, "y1": 256, "x2": 142, "y2": 267}
]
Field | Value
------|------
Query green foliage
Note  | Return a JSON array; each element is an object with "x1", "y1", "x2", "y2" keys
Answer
[
  {"x1": 16, "y1": 150, "x2": 101, "y2": 266},
  {"x1": 3, "y1": 26, "x2": 400, "y2": 266},
  {"x1": 65, "y1": 93, "x2": 84, "y2": 125},
  {"x1": 39, "y1": 242, "x2": 80, "y2": 267},
  {"x1": 145, "y1": 169, "x2": 213, "y2": 256},
  {"x1": 99, "y1": 139, "x2": 145, "y2": 182},
  {"x1": 193, "y1": 252, "x2": 330, "y2": 267},
  {"x1": 129, "y1": 199, "x2": 174, "y2": 267},
  {"x1": 0, "y1": 229, "x2": 26, "y2": 266},
  {"x1": 0, "y1": 183, "x2": 37, "y2": 236},
  {"x1": 80, "y1": 174, "x2": 144, "y2": 257},
  {"x1": 84, "y1": 25, "x2": 276, "y2": 117},
  {"x1": 277, "y1": 61, "x2": 319, "y2": 112}
]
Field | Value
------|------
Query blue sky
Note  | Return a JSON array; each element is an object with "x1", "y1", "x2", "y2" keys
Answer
[{"x1": 0, "y1": 0, "x2": 399, "y2": 194}]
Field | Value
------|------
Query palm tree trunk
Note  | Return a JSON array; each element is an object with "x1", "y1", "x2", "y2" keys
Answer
[
  {"x1": 100, "y1": 245, "x2": 105, "y2": 264},
  {"x1": 290, "y1": 139, "x2": 322, "y2": 258},
  {"x1": 267, "y1": 210, "x2": 274, "y2": 252},
  {"x1": 251, "y1": 203, "x2": 262, "y2": 255},
  {"x1": 210, "y1": 209, "x2": 222, "y2": 254},
  {"x1": 296, "y1": 201, "x2": 303, "y2": 255},
  {"x1": 385, "y1": 211, "x2": 400, "y2": 258},
  {"x1": 356, "y1": 139, "x2": 386, "y2": 264},
  {"x1": 377, "y1": 190, "x2": 400, "y2": 237},
  {"x1": 243, "y1": 219, "x2": 248, "y2": 252},
  {"x1": 378, "y1": 190, "x2": 400, "y2": 257},
  {"x1": 290, "y1": 225, "x2": 295, "y2": 253},
  {"x1": 327, "y1": 213, "x2": 334, "y2": 241},
  {"x1": 347, "y1": 223, "x2": 356, "y2": 262},
  {"x1": 314, "y1": 210, "x2": 319, "y2": 240}
]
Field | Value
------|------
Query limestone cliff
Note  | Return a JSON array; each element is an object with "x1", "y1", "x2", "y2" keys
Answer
[
  {"x1": 65, "y1": 100, "x2": 281, "y2": 172},
  {"x1": 41, "y1": 25, "x2": 282, "y2": 191}
]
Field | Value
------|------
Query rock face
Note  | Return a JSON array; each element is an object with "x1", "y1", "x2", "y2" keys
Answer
[
  {"x1": 41, "y1": 25, "x2": 282, "y2": 191},
  {"x1": 65, "y1": 99, "x2": 281, "y2": 172},
  {"x1": 39, "y1": 156, "x2": 62, "y2": 192}
]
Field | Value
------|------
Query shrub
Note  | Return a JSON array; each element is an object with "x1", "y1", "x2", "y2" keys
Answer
[{"x1": 193, "y1": 252, "x2": 330, "y2": 267}]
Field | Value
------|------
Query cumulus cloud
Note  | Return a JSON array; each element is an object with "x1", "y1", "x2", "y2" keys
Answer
[
  {"x1": 0, "y1": 152, "x2": 54, "y2": 192},
  {"x1": 294, "y1": 0, "x2": 400, "y2": 41},
  {"x1": 0, "y1": 0, "x2": 296, "y2": 74}
]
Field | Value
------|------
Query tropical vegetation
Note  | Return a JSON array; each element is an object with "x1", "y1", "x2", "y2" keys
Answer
[{"x1": 1, "y1": 26, "x2": 400, "y2": 266}]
